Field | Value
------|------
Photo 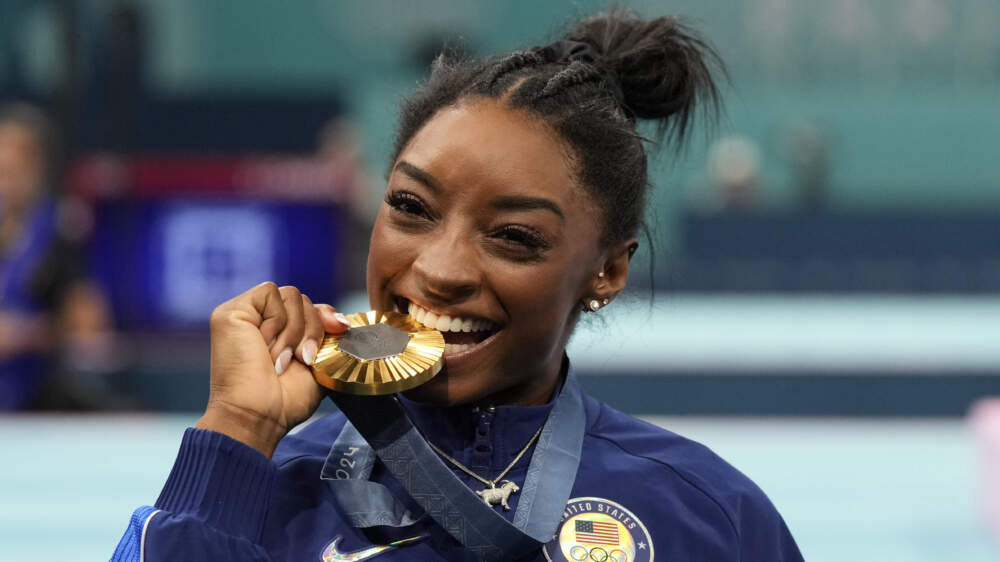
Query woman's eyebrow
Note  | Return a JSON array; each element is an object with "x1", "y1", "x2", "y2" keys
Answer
[
  {"x1": 394, "y1": 160, "x2": 564, "y2": 221},
  {"x1": 393, "y1": 161, "x2": 441, "y2": 194},
  {"x1": 490, "y1": 195, "x2": 565, "y2": 221}
]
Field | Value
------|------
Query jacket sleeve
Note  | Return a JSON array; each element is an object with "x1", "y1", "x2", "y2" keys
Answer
[
  {"x1": 736, "y1": 486, "x2": 804, "y2": 562},
  {"x1": 110, "y1": 428, "x2": 276, "y2": 562}
]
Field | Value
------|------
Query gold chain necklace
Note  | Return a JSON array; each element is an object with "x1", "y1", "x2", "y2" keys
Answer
[{"x1": 426, "y1": 424, "x2": 545, "y2": 510}]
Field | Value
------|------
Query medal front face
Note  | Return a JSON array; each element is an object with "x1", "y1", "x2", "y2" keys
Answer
[
  {"x1": 543, "y1": 498, "x2": 654, "y2": 562},
  {"x1": 310, "y1": 310, "x2": 445, "y2": 395},
  {"x1": 338, "y1": 323, "x2": 412, "y2": 361}
]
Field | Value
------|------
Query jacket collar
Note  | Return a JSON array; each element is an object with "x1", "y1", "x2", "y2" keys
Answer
[{"x1": 395, "y1": 355, "x2": 567, "y2": 469}]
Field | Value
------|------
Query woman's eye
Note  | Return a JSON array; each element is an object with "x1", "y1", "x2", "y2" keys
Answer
[
  {"x1": 493, "y1": 226, "x2": 550, "y2": 251},
  {"x1": 385, "y1": 191, "x2": 430, "y2": 218}
]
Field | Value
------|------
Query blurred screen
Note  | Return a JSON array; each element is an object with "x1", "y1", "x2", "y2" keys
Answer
[{"x1": 90, "y1": 199, "x2": 343, "y2": 330}]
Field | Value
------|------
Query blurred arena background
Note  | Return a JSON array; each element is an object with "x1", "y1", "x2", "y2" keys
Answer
[{"x1": 1, "y1": 0, "x2": 999, "y2": 560}]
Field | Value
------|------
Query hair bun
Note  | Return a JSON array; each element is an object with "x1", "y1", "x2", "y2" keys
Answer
[{"x1": 559, "y1": 8, "x2": 723, "y2": 140}]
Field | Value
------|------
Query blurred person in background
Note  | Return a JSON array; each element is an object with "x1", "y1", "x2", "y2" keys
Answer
[
  {"x1": 0, "y1": 102, "x2": 118, "y2": 410},
  {"x1": 112, "y1": 9, "x2": 801, "y2": 562},
  {"x1": 0, "y1": 102, "x2": 62, "y2": 408},
  {"x1": 707, "y1": 134, "x2": 762, "y2": 212},
  {"x1": 780, "y1": 119, "x2": 831, "y2": 211}
]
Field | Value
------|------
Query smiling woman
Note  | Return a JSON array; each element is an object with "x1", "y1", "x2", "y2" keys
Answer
[
  {"x1": 111, "y1": 8, "x2": 803, "y2": 562},
  {"x1": 372, "y1": 98, "x2": 604, "y2": 408}
]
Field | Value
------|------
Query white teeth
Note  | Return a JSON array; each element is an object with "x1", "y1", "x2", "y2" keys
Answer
[
  {"x1": 435, "y1": 315, "x2": 452, "y2": 332},
  {"x1": 444, "y1": 343, "x2": 471, "y2": 354},
  {"x1": 405, "y1": 301, "x2": 496, "y2": 333}
]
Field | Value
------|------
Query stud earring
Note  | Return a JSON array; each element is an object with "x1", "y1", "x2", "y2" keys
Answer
[
  {"x1": 597, "y1": 271, "x2": 605, "y2": 278},
  {"x1": 588, "y1": 299, "x2": 601, "y2": 311},
  {"x1": 602, "y1": 298, "x2": 609, "y2": 305}
]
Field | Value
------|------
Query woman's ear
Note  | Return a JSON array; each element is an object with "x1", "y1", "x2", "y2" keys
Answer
[{"x1": 592, "y1": 237, "x2": 638, "y2": 302}]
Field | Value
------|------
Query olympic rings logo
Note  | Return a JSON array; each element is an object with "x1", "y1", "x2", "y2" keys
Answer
[{"x1": 567, "y1": 546, "x2": 629, "y2": 562}]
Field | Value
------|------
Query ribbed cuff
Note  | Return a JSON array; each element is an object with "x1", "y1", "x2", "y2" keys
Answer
[{"x1": 155, "y1": 428, "x2": 276, "y2": 542}]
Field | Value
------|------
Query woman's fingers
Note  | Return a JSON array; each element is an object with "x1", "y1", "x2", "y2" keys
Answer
[
  {"x1": 278, "y1": 359, "x2": 326, "y2": 422},
  {"x1": 315, "y1": 303, "x2": 351, "y2": 335},
  {"x1": 203, "y1": 282, "x2": 337, "y2": 456},
  {"x1": 249, "y1": 282, "x2": 288, "y2": 347},
  {"x1": 297, "y1": 294, "x2": 323, "y2": 367},
  {"x1": 224, "y1": 282, "x2": 350, "y2": 376},
  {"x1": 271, "y1": 286, "x2": 306, "y2": 374}
]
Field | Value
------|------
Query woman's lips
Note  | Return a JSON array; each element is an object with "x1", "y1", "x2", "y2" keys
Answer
[{"x1": 440, "y1": 328, "x2": 502, "y2": 360}]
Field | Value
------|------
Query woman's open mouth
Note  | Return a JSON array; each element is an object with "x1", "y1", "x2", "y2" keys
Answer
[{"x1": 393, "y1": 297, "x2": 502, "y2": 358}]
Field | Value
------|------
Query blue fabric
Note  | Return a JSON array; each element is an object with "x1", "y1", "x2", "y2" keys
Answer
[
  {"x1": 0, "y1": 200, "x2": 58, "y2": 409},
  {"x1": 110, "y1": 505, "x2": 157, "y2": 562},
  {"x1": 113, "y1": 364, "x2": 803, "y2": 561},
  {"x1": 0, "y1": 355, "x2": 43, "y2": 409},
  {"x1": 512, "y1": 373, "x2": 585, "y2": 540},
  {"x1": 0, "y1": 200, "x2": 56, "y2": 311},
  {"x1": 321, "y1": 421, "x2": 376, "y2": 481},
  {"x1": 323, "y1": 420, "x2": 423, "y2": 529},
  {"x1": 325, "y1": 372, "x2": 585, "y2": 561},
  {"x1": 154, "y1": 428, "x2": 276, "y2": 542}
]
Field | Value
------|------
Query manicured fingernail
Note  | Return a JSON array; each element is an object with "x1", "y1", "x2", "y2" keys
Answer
[
  {"x1": 334, "y1": 312, "x2": 350, "y2": 326},
  {"x1": 301, "y1": 339, "x2": 318, "y2": 366},
  {"x1": 275, "y1": 347, "x2": 293, "y2": 375}
]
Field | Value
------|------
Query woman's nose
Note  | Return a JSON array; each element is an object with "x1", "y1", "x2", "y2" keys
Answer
[{"x1": 411, "y1": 230, "x2": 480, "y2": 305}]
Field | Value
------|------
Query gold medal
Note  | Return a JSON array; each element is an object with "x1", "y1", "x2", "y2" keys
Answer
[{"x1": 310, "y1": 310, "x2": 445, "y2": 396}]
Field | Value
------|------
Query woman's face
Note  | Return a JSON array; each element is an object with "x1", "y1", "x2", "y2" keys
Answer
[
  {"x1": 0, "y1": 123, "x2": 43, "y2": 208},
  {"x1": 366, "y1": 97, "x2": 617, "y2": 406}
]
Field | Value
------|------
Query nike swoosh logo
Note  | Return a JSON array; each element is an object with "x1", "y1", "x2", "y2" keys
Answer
[{"x1": 321, "y1": 535, "x2": 424, "y2": 561}]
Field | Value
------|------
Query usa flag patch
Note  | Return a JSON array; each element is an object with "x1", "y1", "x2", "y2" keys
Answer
[{"x1": 543, "y1": 497, "x2": 653, "y2": 562}]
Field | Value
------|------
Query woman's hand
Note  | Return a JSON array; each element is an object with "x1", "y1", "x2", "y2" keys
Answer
[{"x1": 195, "y1": 282, "x2": 350, "y2": 458}]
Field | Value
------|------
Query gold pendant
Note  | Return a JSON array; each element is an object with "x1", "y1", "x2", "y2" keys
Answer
[
  {"x1": 310, "y1": 310, "x2": 445, "y2": 396},
  {"x1": 475, "y1": 480, "x2": 520, "y2": 511}
]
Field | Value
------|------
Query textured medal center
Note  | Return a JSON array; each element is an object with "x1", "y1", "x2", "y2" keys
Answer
[{"x1": 338, "y1": 323, "x2": 411, "y2": 361}]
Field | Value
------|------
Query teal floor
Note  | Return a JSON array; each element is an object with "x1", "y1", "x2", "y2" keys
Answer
[{"x1": 0, "y1": 415, "x2": 995, "y2": 561}]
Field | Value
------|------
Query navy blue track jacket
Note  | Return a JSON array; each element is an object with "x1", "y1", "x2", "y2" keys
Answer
[{"x1": 112, "y1": 387, "x2": 803, "y2": 561}]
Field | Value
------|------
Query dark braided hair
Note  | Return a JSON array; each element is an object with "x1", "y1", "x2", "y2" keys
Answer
[{"x1": 389, "y1": 8, "x2": 722, "y2": 252}]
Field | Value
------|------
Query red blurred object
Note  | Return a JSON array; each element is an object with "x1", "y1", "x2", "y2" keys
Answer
[{"x1": 67, "y1": 153, "x2": 356, "y2": 203}]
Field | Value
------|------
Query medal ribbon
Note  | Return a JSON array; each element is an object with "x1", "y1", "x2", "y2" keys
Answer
[{"x1": 326, "y1": 367, "x2": 586, "y2": 561}]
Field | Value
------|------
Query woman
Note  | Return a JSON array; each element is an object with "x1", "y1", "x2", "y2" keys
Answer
[
  {"x1": 0, "y1": 103, "x2": 60, "y2": 409},
  {"x1": 113, "y1": 10, "x2": 802, "y2": 562}
]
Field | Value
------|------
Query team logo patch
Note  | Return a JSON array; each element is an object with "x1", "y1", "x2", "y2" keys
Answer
[{"x1": 543, "y1": 497, "x2": 653, "y2": 562}]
